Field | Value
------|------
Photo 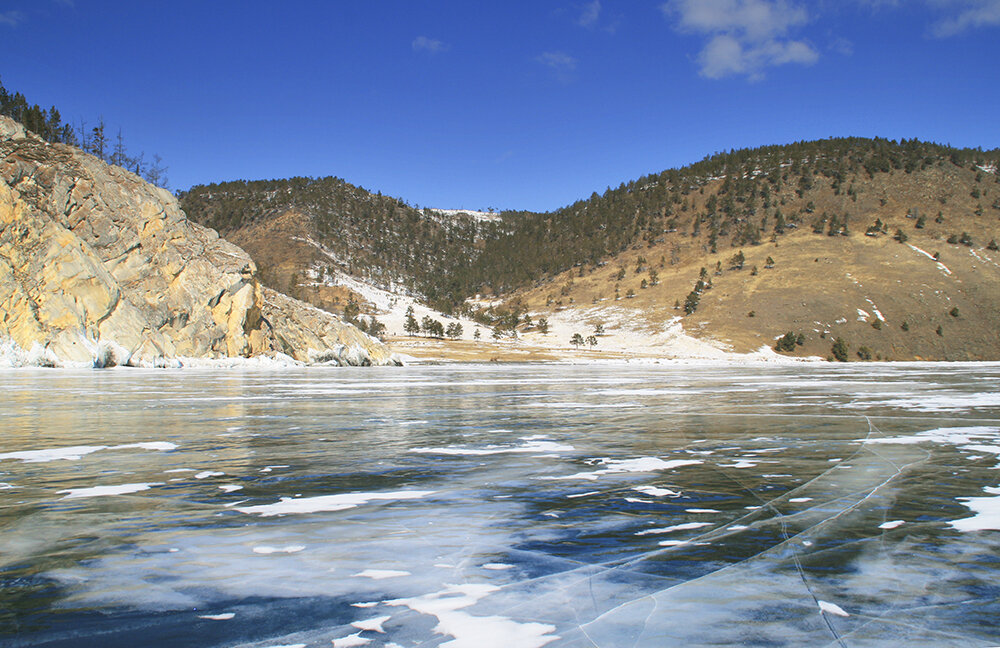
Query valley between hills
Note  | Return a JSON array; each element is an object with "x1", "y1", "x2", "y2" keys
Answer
[{"x1": 180, "y1": 139, "x2": 1000, "y2": 363}]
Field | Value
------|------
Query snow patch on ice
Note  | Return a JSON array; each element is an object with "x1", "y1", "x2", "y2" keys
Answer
[
  {"x1": 59, "y1": 482, "x2": 161, "y2": 499},
  {"x1": 632, "y1": 485, "x2": 681, "y2": 497},
  {"x1": 331, "y1": 631, "x2": 371, "y2": 647},
  {"x1": 385, "y1": 583, "x2": 558, "y2": 648},
  {"x1": 351, "y1": 615, "x2": 391, "y2": 633},
  {"x1": 412, "y1": 437, "x2": 573, "y2": 456},
  {"x1": 252, "y1": 545, "x2": 305, "y2": 555},
  {"x1": 950, "y1": 486, "x2": 1000, "y2": 532},
  {"x1": 818, "y1": 600, "x2": 850, "y2": 617},
  {"x1": 548, "y1": 457, "x2": 702, "y2": 481},
  {"x1": 0, "y1": 442, "x2": 176, "y2": 463},
  {"x1": 198, "y1": 613, "x2": 235, "y2": 621},
  {"x1": 636, "y1": 522, "x2": 713, "y2": 536},
  {"x1": 236, "y1": 490, "x2": 436, "y2": 516},
  {"x1": 353, "y1": 569, "x2": 411, "y2": 580}
]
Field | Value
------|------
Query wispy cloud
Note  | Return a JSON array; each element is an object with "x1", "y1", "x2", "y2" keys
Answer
[
  {"x1": 536, "y1": 51, "x2": 578, "y2": 83},
  {"x1": 412, "y1": 36, "x2": 449, "y2": 53},
  {"x1": 0, "y1": 10, "x2": 25, "y2": 27},
  {"x1": 663, "y1": 0, "x2": 818, "y2": 80},
  {"x1": 931, "y1": 0, "x2": 1000, "y2": 36},
  {"x1": 855, "y1": 0, "x2": 1000, "y2": 36},
  {"x1": 578, "y1": 0, "x2": 601, "y2": 27},
  {"x1": 537, "y1": 51, "x2": 578, "y2": 71}
]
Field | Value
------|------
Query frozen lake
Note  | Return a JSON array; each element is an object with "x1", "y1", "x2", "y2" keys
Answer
[{"x1": 2, "y1": 362, "x2": 1000, "y2": 647}]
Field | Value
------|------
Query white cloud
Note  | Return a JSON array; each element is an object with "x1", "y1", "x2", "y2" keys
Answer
[
  {"x1": 412, "y1": 36, "x2": 449, "y2": 53},
  {"x1": 663, "y1": 0, "x2": 818, "y2": 79},
  {"x1": 578, "y1": 0, "x2": 601, "y2": 27},
  {"x1": 0, "y1": 10, "x2": 24, "y2": 27},
  {"x1": 931, "y1": 0, "x2": 1000, "y2": 36}
]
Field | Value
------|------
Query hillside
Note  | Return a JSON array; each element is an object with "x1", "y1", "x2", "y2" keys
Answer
[
  {"x1": 0, "y1": 116, "x2": 395, "y2": 367},
  {"x1": 182, "y1": 138, "x2": 1000, "y2": 361}
]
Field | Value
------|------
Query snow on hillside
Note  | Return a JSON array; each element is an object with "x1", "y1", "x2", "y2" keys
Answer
[
  {"x1": 423, "y1": 208, "x2": 503, "y2": 223},
  {"x1": 520, "y1": 305, "x2": 803, "y2": 362},
  {"x1": 306, "y1": 265, "x2": 486, "y2": 340}
]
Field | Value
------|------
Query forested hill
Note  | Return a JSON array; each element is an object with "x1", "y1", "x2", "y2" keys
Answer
[
  {"x1": 467, "y1": 137, "x2": 1000, "y2": 293},
  {"x1": 179, "y1": 176, "x2": 528, "y2": 309},
  {"x1": 181, "y1": 138, "x2": 1000, "y2": 318}
]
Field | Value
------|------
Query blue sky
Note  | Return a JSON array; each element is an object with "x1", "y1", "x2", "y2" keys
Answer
[{"x1": 2, "y1": 1, "x2": 999, "y2": 211}]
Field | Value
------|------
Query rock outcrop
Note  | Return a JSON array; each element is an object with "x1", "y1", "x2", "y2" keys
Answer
[{"x1": 0, "y1": 116, "x2": 396, "y2": 367}]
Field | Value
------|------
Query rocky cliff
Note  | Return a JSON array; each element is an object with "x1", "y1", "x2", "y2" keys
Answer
[{"x1": 0, "y1": 116, "x2": 397, "y2": 367}]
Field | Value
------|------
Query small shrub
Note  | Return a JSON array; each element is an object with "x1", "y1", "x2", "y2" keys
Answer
[
  {"x1": 936, "y1": 325, "x2": 943, "y2": 336},
  {"x1": 857, "y1": 346, "x2": 873, "y2": 361},
  {"x1": 774, "y1": 332, "x2": 798, "y2": 353},
  {"x1": 831, "y1": 338, "x2": 849, "y2": 362},
  {"x1": 901, "y1": 321, "x2": 909, "y2": 331},
  {"x1": 949, "y1": 307, "x2": 960, "y2": 318},
  {"x1": 871, "y1": 318, "x2": 882, "y2": 330},
  {"x1": 747, "y1": 310, "x2": 755, "y2": 318}
]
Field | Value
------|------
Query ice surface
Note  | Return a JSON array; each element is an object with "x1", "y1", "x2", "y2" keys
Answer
[
  {"x1": 198, "y1": 613, "x2": 235, "y2": 620},
  {"x1": 4, "y1": 364, "x2": 1000, "y2": 647}
]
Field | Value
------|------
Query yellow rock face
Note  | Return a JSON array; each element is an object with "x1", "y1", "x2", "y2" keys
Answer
[{"x1": 0, "y1": 116, "x2": 396, "y2": 367}]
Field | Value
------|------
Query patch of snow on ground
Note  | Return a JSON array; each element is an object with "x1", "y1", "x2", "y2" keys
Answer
[
  {"x1": 424, "y1": 208, "x2": 503, "y2": 223},
  {"x1": 907, "y1": 244, "x2": 952, "y2": 275},
  {"x1": 522, "y1": 306, "x2": 806, "y2": 363}
]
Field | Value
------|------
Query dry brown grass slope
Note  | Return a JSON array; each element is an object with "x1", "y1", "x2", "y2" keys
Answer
[{"x1": 508, "y1": 162, "x2": 1000, "y2": 361}]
